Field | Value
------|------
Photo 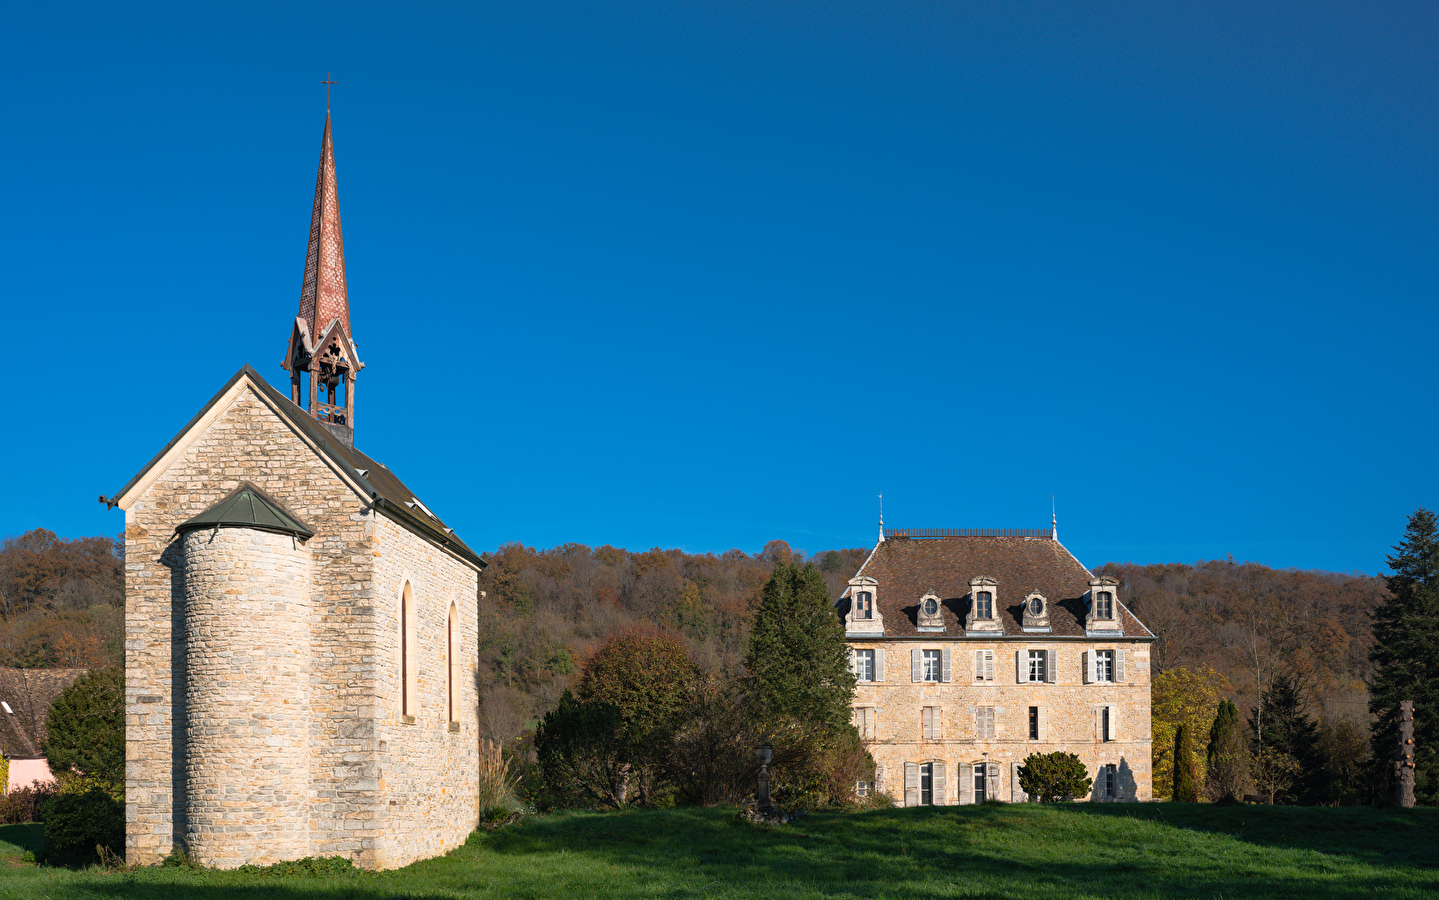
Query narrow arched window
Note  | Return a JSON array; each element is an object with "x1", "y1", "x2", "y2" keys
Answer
[
  {"x1": 447, "y1": 601, "x2": 459, "y2": 724},
  {"x1": 401, "y1": 582, "x2": 417, "y2": 718}
]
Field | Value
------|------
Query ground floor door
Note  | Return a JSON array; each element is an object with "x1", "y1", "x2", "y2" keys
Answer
[{"x1": 973, "y1": 764, "x2": 987, "y2": 802}]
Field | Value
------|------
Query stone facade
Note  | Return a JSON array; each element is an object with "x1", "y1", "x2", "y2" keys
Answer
[
  {"x1": 840, "y1": 530, "x2": 1153, "y2": 805},
  {"x1": 118, "y1": 375, "x2": 482, "y2": 868}
]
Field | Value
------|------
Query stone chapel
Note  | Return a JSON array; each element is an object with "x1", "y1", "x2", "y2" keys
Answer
[{"x1": 106, "y1": 111, "x2": 485, "y2": 869}]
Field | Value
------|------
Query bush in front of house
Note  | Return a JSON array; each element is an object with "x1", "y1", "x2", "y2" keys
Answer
[
  {"x1": 42, "y1": 669, "x2": 125, "y2": 796},
  {"x1": 38, "y1": 788, "x2": 124, "y2": 856},
  {"x1": 1019, "y1": 751, "x2": 1093, "y2": 802},
  {"x1": 0, "y1": 779, "x2": 60, "y2": 824}
]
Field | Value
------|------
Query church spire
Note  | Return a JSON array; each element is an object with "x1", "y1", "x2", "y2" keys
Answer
[{"x1": 283, "y1": 109, "x2": 363, "y2": 447}]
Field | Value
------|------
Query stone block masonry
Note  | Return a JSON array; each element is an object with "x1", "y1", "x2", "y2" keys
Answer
[{"x1": 124, "y1": 385, "x2": 481, "y2": 869}]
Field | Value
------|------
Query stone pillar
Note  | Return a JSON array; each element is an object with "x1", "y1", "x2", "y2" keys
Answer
[{"x1": 182, "y1": 528, "x2": 311, "y2": 867}]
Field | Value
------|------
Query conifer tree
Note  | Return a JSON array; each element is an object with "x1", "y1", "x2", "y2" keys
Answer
[
  {"x1": 742, "y1": 562, "x2": 854, "y2": 732},
  {"x1": 1173, "y1": 724, "x2": 1198, "y2": 802},
  {"x1": 1369, "y1": 508, "x2": 1439, "y2": 804},
  {"x1": 1205, "y1": 699, "x2": 1249, "y2": 802},
  {"x1": 1248, "y1": 673, "x2": 1321, "y2": 804}
]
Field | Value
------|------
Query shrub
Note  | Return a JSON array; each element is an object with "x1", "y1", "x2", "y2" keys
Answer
[
  {"x1": 1019, "y1": 752, "x2": 1093, "y2": 802},
  {"x1": 0, "y1": 780, "x2": 59, "y2": 824},
  {"x1": 43, "y1": 669, "x2": 124, "y2": 795},
  {"x1": 1206, "y1": 699, "x2": 1251, "y2": 803},
  {"x1": 39, "y1": 788, "x2": 123, "y2": 855}
]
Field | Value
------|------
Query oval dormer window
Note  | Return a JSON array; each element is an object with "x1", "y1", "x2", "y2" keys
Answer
[
  {"x1": 975, "y1": 591, "x2": 993, "y2": 619},
  {"x1": 855, "y1": 591, "x2": 873, "y2": 620},
  {"x1": 1029, "y1": 597, "x2": 1043, "y2": 616},
  {"x1": 923, "y1": 597, "x2": 939, "y2": 617}
]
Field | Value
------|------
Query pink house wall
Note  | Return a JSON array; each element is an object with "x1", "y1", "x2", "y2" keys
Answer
[{"x1": 6, "y1": 758, "x2": 54, "y2": 793}]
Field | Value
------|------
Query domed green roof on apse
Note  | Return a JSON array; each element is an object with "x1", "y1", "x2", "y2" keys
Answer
[{"x1": 175, "y1": 482, "x2": 314, "y2": 539}]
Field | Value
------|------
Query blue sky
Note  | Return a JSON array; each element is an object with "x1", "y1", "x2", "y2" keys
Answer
[{"x1": 2, "y1": 2, "x2": 1434, "y2": 574}]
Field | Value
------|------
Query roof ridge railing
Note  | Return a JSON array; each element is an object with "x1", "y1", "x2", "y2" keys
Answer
[{"x1": 887, "y1": 527, "x2": 1051, "y2": 539}]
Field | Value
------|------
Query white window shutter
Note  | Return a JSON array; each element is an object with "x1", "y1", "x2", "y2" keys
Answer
[
  {"x1": 875, "y1": 648, "x2": 885, "y2": 682},
  {"x1": 975, "y1": 649, "x2": 984, "y2": 680},
  {"x1": 1016, "y1": 650, "x2": 1026, "y2": 683},
  {"x1": 1012, "y1": 762, "x2": 1026, "y2": 802},
  {"x1": 1084, "y1": 650, "x2": 1094, "y2": 684},
  {"x1": 849, "y1": 649, "x2": 857, "y2": 676},
  {"x1": 1037, "y1": 706, "x2": 1048, "y2": 741},
  {"x1": 911, "y1": 648, "x2": 922, "y2": 683},
  {"x1": 984, "y1": 650, "x2": 994, "y2": 681},
  {"x1": 934, "y1": 707, "x2": 943, "y2": 740},
  {"x1": 921, "y1": 706, "x2": 932, "y2": 740},
  {"x1": 905, "y1": 762, "x2": 919, "y2": 807},
  {"x1": 960, "y1": 766, "x2": 972, "y2": 805},
  {"x1": 1046, "y1": 648, "x2": 1058, "y2": 683},
  {"x1": 994, "y1": 707, "x2": 1005, "y2": 738},
  {"x1": 933, "y1": 761, "x2": 947, "y2": 805},
  {"x1": 941, "y1": 648, "x2": 952, "y2": 683},
  {"x1": 1115, "y1": 649, "x2": 1126, "y2": 683},
  {"x1": 1110, "y1": 705, "x2": 1119, "y2": 740},
  {"x1": 866, "y1": 707, "x2": 876, "y2": 740}
]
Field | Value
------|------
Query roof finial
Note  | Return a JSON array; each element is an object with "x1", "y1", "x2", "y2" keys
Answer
[
  {"x1": 1051, "y1": 495, "x2": 1058, "y2": 541},
  {"x1": 321, "y1": 73, "x2": 337, "y2": 111},
  {"x1": 878, "y1": 493, "x2": 885, "y2": 543}
]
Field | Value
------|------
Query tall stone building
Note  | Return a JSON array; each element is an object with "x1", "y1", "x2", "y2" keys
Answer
[
  {"x1": 106, "y1": 112, "x2": 486, "y2": 869},
  {"x1": 841, "y1": 521, "x2": 1152, "y2": 805}
]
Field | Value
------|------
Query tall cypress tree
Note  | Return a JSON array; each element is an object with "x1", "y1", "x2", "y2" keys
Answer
[
  {"x1": 1173, "y1": 724, "x2": 1198, "y2": 802},
  {"x1": 1206, "y1": 699, "x2": 1249, "y2": 802},
  {"x1": 1370, "y1": 508, "x2": 1439, "y2": 804},
  {"x1": 743, "y1": 562, "x2": 855, "y2": 733}
]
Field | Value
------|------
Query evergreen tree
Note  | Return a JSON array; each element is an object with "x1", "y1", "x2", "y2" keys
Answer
[
  {"x1": 1370, "y1": 508, "x2": 1439, "y2": 805},
  {"x1": 42, "y1": 669, "x2": 124, "y2": 795},
  {"x1": 1247, "y1": 673, "x2": 1321, "y2": 804},
  {"x1": 742, "y1": 562, "x2": 855, "y2": 731},
  {"x1": 1173, "y1": 724, "x2": 1198, "y2": 802},
  {"x1": 1205, "y1": 699, "x2": 1249, "y2": 803}
]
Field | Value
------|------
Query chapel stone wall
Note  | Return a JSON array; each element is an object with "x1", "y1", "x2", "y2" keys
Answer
[
  {"x1": 368, "y1": 515, "x2": 481, "y2": 869},
  {"x1": 182, "y1": 527, "x2": 311, "y2": 867}
]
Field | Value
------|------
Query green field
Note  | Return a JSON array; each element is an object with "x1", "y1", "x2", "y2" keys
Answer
[{"x1": 0, "y1": 804, "x2": 1435, "y2": 899}]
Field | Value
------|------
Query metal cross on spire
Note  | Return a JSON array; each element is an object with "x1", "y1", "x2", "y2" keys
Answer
[{"x1": 321, "y1": 73, "x2": 337, "y2": 110}]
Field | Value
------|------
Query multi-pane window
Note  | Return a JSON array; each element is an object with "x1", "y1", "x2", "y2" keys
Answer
[
  {"x1": 853, "y1": 649, "x2": 876, "y2": 682},
  {"x1": 1028, "y1": 649, "x2": 1047, "y2": 683},
  {"x1": 1095, "y1": 649, "x2": 1115, "y2": 683},
  {"x1": 922, "y1": 649, "x2": 941, "y2": 682},
  {"x1": 1029, "y1": 706, "x2": 1040, "y2": 741},
  {"x1": 856, "y1": 780, "x2": 870, "y2": 798},
  {"x1": 854, "y1": 591, "x2": 874, "y2": 620},
  {"x1": 1101, "y1": 706, "x2": 1113, "y2": 742},
  {"x1": 974, "y1": 649, "x2": 994, "y2": 682},
  {"x1": 1103, "y1": 764, "x2": 1117, "y2": 798},
  {"x1": 975, "y1": 591, "x2": 993, "y2": 619},
  {"x1": 919, "y1": 763, "x2": 934, "y2": 806},
  {"x1": 1094, "y1": 591, "x2": 1114, "y2": 619},
  {"x1": 976, "y1": 706, "x2": 996, "y2": 740}
]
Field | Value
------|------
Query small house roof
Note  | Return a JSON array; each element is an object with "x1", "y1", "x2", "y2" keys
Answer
[{"x1": 175, "y1": 483, "x2": 314, "y2": 539}]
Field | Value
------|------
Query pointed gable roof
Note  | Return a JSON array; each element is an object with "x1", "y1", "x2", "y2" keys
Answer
[
  {"x1": 298, "y1": 111, "x2": 351, "y2": 342},
  {"x1": 176, "y1": 482, "x2": 314, "y2": 539},
  {"x1": 106, "y1": 365, "x2": 486, "y2": 571}
]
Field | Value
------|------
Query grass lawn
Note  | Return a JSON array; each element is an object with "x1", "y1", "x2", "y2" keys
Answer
[{"x1": 0, "y1": 804, "x2": 1434, "y2": 900}]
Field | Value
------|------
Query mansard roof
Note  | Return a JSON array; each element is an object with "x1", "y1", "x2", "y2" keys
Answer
[
  {"x1": 107, "y1": 364, "x2": 485, "y2": 571},
  {"x1": 840, "y1": 533, "x2": 1150, "y2": 639}
]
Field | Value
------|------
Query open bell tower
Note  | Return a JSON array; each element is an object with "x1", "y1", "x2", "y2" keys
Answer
[{"x1": 282, "y1": 110, "x2": 364, "y2": 447}]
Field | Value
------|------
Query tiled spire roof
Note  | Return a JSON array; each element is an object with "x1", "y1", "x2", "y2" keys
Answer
[{"x1": 297, "y1": 111, "x2": 350, "y2": 341}]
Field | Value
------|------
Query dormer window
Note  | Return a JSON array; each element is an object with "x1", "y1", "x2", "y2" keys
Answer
[
  {"x1": 1022, "y1": 590, "x2": 1051, "y2": 632},
  {"x1": 917, "y1": 591, "x2": 944, "y2": 631},
  {"x1": 1086, "y1": 576, "x2": 1123, "y2": 636},
  {"x1": 965, "y1": 576, "x2": 1003, "y2": 635},
  {"x1": 845, "y1": 576, "x2": 884, "y2": 636}
]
